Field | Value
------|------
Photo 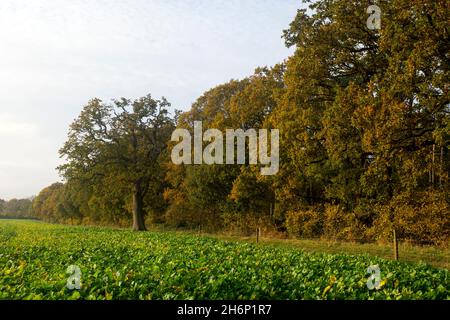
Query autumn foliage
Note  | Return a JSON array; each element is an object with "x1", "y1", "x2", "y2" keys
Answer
[{"x1": 27, "y1": 0, "x2": 449, "y2": 245}]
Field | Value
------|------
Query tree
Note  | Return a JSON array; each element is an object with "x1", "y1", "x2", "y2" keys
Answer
[
  {"x1": 2, "y1": 198, "x2": 33, "y2": 218},
  {"x1": 272, "y1": 0, "x2": 449, "y2": 204},
  {"x1": 165, "y1": 69, "x2": 285, "y2": 230},
  {"x1": 59, "y1": 94, "x2": 175, "y2": 231},
  {"x1": 229, "y1": 166, "x2": 275, "y2": 232},
  {"x1": 165, "y1": 80, "x2": 248, "y2": 229},
  {"x1": 29, "y1": 0, "x2": 448, "y2": 244},
  {"x1": 32, "y1": 183, "x2": 65, "y2": 221},
  {"x1": 0, "y1": 199, "x2": 5, "y2": 214},
  {"x1": 355, "y1": 0, "x2": 449, "y2": 198}
]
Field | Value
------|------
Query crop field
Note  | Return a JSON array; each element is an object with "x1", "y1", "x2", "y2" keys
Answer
[{"x1": 0, "y1": 220, "x2": 448, "y2": 300}]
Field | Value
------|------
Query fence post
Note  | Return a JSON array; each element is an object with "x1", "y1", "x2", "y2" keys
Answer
[
  {"x1": 393, "y1": 228, "x2": 399, "y2": 261},
  {"x1": 256, "y1": 227, "x2": 260, "y2": 244}
]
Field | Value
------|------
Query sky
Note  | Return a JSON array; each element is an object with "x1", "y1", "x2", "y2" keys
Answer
[{"x1": 0, "y1": 0, "x2": 303, "y2": 200}]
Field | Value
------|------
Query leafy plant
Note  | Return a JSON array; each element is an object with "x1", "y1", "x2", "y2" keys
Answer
[{"x1": 1, "y1": 220, "x2": 448, "y2": 300}]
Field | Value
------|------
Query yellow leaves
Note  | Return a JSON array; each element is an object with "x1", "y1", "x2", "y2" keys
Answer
[
  {"x1": 378, "y1": 278, "x2": 388, "y2": 290},
  {"x1": 19, "y1": 260, "x2": 27, "y2": 270},
  {"x1": 105, "y1": 291, "x2": 113, "y2": 300},
  {"x1": 2, "y1": 260, "x2": 27, "y2": 276},
  {"x1": 322, "y1": 284, "x2": 333, "y2": 297},
  {"x1": 69, "y1": 291, "x2": 81, "y2": 300},
  {"x1": 196, "y1": 266, "x2": 209, "y2": 272},
  {"x1": 322, "y1": 275, "x2": 337, "y2": 297}
]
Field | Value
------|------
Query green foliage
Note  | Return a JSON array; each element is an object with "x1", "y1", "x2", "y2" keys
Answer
[
  {"x1": 1, "y1": 220, "x2": 448, "y2": 300},
  {"x1": 57, "y1": 94, "x2": 175, "y2": 230},
  {"x1": 229, "y1": 167, "x2": 274, "y2": 216}
]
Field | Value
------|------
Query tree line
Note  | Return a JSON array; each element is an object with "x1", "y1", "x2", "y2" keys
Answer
[
  {"x1": 0, "y1": 198, "x2": 33, "y2": 219},
  {"x1": 24, "y1": 0, "x2": 449, "y2": 244}
]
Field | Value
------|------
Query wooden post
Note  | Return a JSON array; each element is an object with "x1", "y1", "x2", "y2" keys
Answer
[
  {"x1": 393, "y1": 229, "x2": 399, "y2": 261},
  {"x1": 432, "y1": 144, "x2": 436, "y2": 185},
  {"x1": 429, "y1": 164, "x2": 432, "y2": 185},
  {"x1": 256, "y1": 227, "x2": 260, "y2": 244},
  {"x1": 440, "y1": 146, "x2": 443, "y2": 188}
]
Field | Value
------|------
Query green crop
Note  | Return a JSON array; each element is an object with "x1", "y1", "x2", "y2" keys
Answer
[{"x1": 0, "y1": 220, "x2": 448, "y2": 300}]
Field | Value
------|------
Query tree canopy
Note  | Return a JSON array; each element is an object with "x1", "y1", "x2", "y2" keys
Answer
[
  {"x1": 58, "y1": 95, "x2": 175, "y2": 230},
  {"x1": 30, "y1": 0, "x2": 449, "y2": 244}
]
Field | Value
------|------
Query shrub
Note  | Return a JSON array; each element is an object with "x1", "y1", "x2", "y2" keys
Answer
[
  {"x1": 285, "y1": 207, "x2": 323, "y2": 238},
  {"x1": 370, "y1": 191, "x2": 450, "y2": 246},
  {"x1": 323, "y1": 205, "x2": 370, "y2": 242},
  {"x1": 323, "y1": 205, "x2": 347, "y2": 240},
  {"x1": 164, "y1": 200, "x2": 223, "y2": 232}
]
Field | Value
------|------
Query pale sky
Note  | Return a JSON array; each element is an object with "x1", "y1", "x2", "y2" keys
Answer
[{"x1": 0, "y1": 0, "x2": 302, "y2": 200}]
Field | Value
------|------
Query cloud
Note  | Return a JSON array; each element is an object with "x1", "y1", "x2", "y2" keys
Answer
[
  {"x1": 0, "y1": 114, "x2": 61, "y2": 199},
  {"x1": 0, "y1": 114, "x2": 38, "y2": 137}
]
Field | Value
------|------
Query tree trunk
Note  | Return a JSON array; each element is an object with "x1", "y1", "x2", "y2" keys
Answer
[{"x1": 132, "y1": 182, "x2": 147, "y2": 231}]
